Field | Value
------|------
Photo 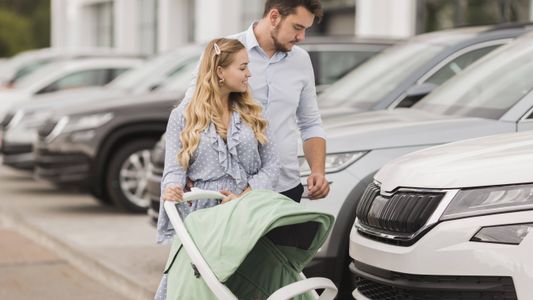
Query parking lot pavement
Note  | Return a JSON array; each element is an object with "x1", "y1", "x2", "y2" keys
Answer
[
  {"x1": 0, "y1": 165, "x2": 169, "y2": 300},
  {"x1": 0, "y1": 227, "x2": 126, "y2": 300}
]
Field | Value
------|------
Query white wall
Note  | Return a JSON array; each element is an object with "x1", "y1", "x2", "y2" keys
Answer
[
  {"x1": 356, "y1": 0, "x2": 417, "y2": 38},
  {"x1": 194, "y1": 0, "x2": 242, "y2": 42}
]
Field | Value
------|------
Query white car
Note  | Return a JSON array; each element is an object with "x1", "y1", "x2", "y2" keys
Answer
[
  {"x1": 0, "y1": 47, "x2": 141, "y2": 87},
  {"x1": 349, "y1": 131, "x2": 533, "y2": 299},
  {"x1": 0, "y1": 57, "x2": 142, "y2": 117}
]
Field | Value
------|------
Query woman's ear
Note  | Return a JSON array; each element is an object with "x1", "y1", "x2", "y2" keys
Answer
[{"x1": 216, "y1": 66, "x2": 224, "y2": 81}]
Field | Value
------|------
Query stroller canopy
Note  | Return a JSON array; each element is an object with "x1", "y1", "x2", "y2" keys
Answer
[{"x1": 164, "y1": 190, "x2": 334, "y2": 299}]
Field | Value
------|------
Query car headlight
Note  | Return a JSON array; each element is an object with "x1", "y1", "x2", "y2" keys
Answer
[
  {"x1": 471, "y1": 223, "x2": 533, "y2": 245},
  {"x1": 299, "y1": 151, "x2": 367, "y2": 176},
  {"x1": 440, "y1": 184, "x2": 533, "y2": 221},
  {"x1": 62, "y1": 112, "x2": 114, "y2": 133}
]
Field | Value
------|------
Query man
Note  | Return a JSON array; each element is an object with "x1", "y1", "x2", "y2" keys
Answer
[{"x1": 180, "y1": 0, "x2": 329, "y2": 202}]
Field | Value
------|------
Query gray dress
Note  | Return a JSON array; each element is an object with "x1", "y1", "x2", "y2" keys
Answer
[{"x1": 155, "y1": 105, "x2": 280, "y2": 299}]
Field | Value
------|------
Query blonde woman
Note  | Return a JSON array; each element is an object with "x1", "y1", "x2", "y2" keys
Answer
[{"x1": 155, "y1": 38, "x2": 280, "y2": 299}]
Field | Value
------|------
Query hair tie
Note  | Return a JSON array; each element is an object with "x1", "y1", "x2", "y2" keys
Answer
[{"x1": 213, "y1": 43, "x2": 221, "y2": 55}]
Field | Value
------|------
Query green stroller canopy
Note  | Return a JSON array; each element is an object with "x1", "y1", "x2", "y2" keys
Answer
[{"x1": 164, "y1": 190, "x2": 335, "y2": 300}]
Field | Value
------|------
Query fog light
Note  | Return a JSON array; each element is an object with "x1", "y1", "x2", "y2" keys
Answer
[{"x1": 471, "y1": 223, "x2": 533, "y2": 245}]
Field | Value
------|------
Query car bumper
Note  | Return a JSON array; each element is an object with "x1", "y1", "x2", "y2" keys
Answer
[
  {"x1": 1, "y1": 142, "x2": 34, "y2": 170},
  {"x1": 349, "y1": 210, "x2": 533, "y2": 299},
  {"x1": 34, "y1": 148, "x2": 92, "y2": 187}
]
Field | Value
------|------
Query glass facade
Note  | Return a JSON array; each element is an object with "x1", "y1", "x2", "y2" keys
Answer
[{"x1": 419, "y1": 0, "x2": 532, "y2": 33}]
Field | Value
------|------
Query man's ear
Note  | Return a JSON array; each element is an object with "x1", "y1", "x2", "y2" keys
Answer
[{"x1": 268, "y1": 8, "x2": 281, "y2": 27}]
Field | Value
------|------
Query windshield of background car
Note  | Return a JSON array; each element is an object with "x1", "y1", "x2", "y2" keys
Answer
[
  {"x1": 318, "y1": 42, "x2": 444, "y2": 110},
  {"x1": 12, "y1": 62, "x2": 60, "y2": 89},
  {"x1": 107, "y1": 50, "x2": 186, "y2": 93},
  {"x1": 156, "y1": 58, "x2": 199, "y2": 92},
  {"x1": 414, "y1": 38, "x2": 533, "y2": 120},
  {"x1": 12, "y1": 58, "x2": 57, "y2": 83}
]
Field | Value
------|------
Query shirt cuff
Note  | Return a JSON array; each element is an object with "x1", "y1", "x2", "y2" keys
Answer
[{"x1": 301, "y1": 126, "x2": 327, "y2": 141}]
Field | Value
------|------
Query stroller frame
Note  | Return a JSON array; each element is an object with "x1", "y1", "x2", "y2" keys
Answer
[{"x1": 164, "y1": 188, "x2": 338, "y2": 300}]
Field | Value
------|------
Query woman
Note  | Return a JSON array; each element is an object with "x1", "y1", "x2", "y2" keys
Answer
[{"x1": 155, "y1": 38, "x2": 280, "y2": 299}]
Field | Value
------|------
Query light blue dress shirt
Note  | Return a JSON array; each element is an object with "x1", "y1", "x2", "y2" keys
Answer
[{"x1": 180, "y1": 23, "x2": 326, "y2": 193}]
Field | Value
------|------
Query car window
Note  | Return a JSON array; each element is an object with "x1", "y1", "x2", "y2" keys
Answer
[
  {"x1": 415, "y1": 39, "x2": 533, "y2": 120},
  {"x1": 40, "y1": 69, "x2": 109, "y2": 94},
  {"x1": 314, "y1": 51, "x2": 375, "y2": 86},
  {"x1": 318, "y1": 42, "x2": 444, "y2": 110},
  {"x1": 423, "y1": 45, "x2": 500, "y2": 85}
]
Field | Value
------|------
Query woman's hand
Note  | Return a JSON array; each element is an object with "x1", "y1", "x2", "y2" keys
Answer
[
  {"x1": 220, "y1": 190, "x2": 239, "y2": 204},
  {"x1": 162, "y1": 185, "x2": 184, "y2": 202}
]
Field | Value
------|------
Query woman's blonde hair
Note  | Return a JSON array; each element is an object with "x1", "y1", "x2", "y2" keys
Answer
[{"x1": 178, "y1": 38, "x2": 268, "y2": 168}]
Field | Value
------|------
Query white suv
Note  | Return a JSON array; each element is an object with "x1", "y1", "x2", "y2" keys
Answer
[{"x1": 349, "y1": 131, "x2": 533, "y2": 299}]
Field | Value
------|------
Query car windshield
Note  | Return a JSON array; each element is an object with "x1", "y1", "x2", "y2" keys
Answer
[
  {"x1": 107, "y1": 49, "x2": 188, "y2": 93},
  {"x1": 12, "y1": 62, "x2": 61, "y2": 89},
  {"x1": 414, "y1": 37, "x2": 533, "y2": 120},
  {"x1": 156, "y1": 58, "x2": 199, "y2": 92},
  {"x1": 318, "y1": 42, "x2": 444, "y2": 110}
]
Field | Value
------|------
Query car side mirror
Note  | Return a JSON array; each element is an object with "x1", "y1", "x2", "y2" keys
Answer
[{"x1": 396, "y1": 83, "x2": 438, "y2": 108}]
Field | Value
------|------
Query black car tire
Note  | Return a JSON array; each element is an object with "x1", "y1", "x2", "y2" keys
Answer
[{"x1": 106, "y1": 138, "x2": 157, "y2": 213}]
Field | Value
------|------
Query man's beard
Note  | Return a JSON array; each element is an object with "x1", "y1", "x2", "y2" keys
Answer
[{"x1": 271, "y1": 25, "x2": 293, "y2": 53}]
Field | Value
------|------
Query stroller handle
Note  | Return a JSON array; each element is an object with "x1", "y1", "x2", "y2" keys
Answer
[{"x1": 182, "y1": 188, "x2": 225, "y2": 202}]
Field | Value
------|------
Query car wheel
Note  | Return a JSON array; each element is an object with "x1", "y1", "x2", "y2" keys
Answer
[{"x1": 106, "y1": 139, "x2": 157, "y2": 212}]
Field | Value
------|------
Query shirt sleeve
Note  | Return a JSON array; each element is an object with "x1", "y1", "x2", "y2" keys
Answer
[
  {"x1": 296, "y1": 52, "x2": 327, "y2": 141},
  {"x1": 156, "y1": 107, "x2": 188, "y2": 244},
  {"x1": 247, "y1": 124, "x2": 281, "y2": 190}
]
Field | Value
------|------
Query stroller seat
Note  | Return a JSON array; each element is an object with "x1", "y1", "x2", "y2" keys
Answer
[{"x1": 163, "y1": 188, "x2": 338, "y2": 300}]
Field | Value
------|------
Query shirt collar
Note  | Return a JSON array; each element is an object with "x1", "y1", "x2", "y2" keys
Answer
[
  {"x1": 245, "y1": 22, "x2": 290, "y2": 60},
  {"x1": 245, "y1": 22, "x2": 260, "y2": 51}
]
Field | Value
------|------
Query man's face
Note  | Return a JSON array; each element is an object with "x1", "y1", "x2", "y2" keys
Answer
[{"x1": 271, "y1": 6, "x2": 315, "y2": 52}]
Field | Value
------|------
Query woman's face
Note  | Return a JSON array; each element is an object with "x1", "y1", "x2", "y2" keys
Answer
[{"x1": 218, "y1": 49, "x2": 251, "y2": 93}]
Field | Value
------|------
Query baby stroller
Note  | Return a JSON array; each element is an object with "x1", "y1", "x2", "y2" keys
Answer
[{"x1": 163, "y1": 188, "x2": 338, "y2": 300}]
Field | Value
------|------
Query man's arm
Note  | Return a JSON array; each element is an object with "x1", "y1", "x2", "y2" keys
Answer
[
  {"x1": 303, "y1": 137, "x2": 329, "y2": 199},
  {"x1": 297, "y1": 51, "x2": 329, "y2": 199}
]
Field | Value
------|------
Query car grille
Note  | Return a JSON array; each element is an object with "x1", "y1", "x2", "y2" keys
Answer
[
  {"x1": 38, "y1": 119, "x2": 58, "y2": 138},
  {"x1": 0, "y1": 112, "x2": 14, "y2": 129},
  {"x1": 355, "y1": 276, "x2": 517, "y2": 300},
  {"x1": 356, "y1": 183, "x2": 444, "y2": 236}
]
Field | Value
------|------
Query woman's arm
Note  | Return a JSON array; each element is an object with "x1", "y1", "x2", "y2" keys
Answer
[{"x1": 156, "y1": 107, "x2": 188, "y2": 244}]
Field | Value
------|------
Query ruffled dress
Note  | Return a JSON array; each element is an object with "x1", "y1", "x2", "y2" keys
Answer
[{"x1": 154, "y1": 106, "x2": 280, "y2": 299}]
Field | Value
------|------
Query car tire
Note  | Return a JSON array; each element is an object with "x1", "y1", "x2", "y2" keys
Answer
[{"x1": 106, "y1": 138, "x2": 157, "y2": 213}]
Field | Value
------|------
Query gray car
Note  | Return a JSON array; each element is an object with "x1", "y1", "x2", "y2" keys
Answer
[
  {"x1": 301, "y1": 30, "x2": 533, "y2": 293},
  {"x1": 318, "y1": 23, "x2": 533, "y2": 117},
  {"x1": 31, "y1": 59, "x2": 199, "y2": 212}
]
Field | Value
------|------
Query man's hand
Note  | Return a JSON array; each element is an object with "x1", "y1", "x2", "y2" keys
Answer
[
  {"x1": 307, "y1": 172, "x2": 329, "y2": 200},
  {"x1": 162, "y1": 185, "x2": 184, "y2": 202}
]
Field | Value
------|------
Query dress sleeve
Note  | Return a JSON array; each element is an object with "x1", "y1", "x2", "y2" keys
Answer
[
  {"x1": 156, "y1": 107, "x2": 188, "y2": 244},
  {"x1": 247, "y1": 124, "x2": 281, "y2": 190}
]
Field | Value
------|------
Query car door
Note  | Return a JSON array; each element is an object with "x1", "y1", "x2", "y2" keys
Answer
[{"x1": 391, "y1": 40, "x2": 509, "y2": 109}]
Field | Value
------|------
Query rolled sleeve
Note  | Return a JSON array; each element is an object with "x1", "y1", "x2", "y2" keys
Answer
[
  {"x1": 156, "y1": 107, "x2": 188, "y2": 244},
  {"x1": 296, "y1": 55, "x2": 326, "y2": 142},
  {"x1": 247, "y1": 126, "x2": 281, "y2": 190}
]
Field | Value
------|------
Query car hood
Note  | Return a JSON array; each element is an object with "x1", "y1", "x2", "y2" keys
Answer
[
  {"x1": 12, "y1": 87, "x2": 126, "y2": 114},
  {"x1": 376, "y1": 131, "x2": 533, "y2": 192},
  {"x1": 53, "y1": 90, "x2": 181, "y2": 118},
  {"x1": 0, "y1": 90, "x2": 31, "y2": 118},
  {"x1": 324, "y1": 109, "x2": 513, "y2": 152},
  {"x1": 319, "y1": 106, "x2": 364, "y2": 118}
]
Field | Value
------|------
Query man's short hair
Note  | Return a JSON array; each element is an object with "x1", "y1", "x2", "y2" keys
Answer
[{"x1": 263, "y1": 0, "x2": 324, "y2": 22}]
